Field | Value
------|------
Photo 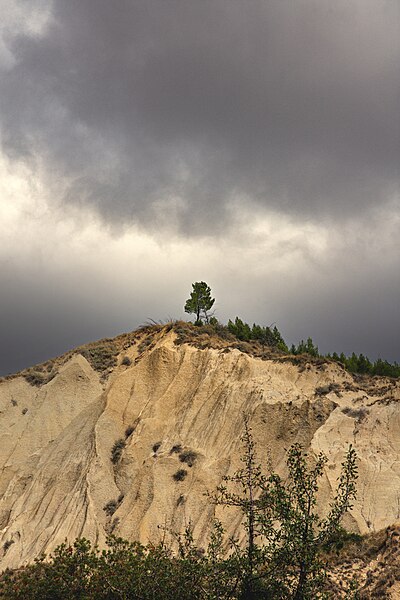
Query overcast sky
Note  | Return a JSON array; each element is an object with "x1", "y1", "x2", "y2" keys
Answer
[{"x1": 0, "y1": 0, "x2": 399, "y2": 375}]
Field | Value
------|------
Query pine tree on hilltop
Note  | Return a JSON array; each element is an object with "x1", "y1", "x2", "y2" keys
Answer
[{"x1": 184, "y1": 281, "x2": 215, "y2": 324}]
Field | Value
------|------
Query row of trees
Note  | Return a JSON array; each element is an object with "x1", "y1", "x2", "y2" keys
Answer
[
  {"x1": 227, "y1": 317, "x2": 288, "y2": 353},
  {"x1": 0, "y1": 426, "x2": 358, "y2": 599},
  {"x1": 184, "y1": 282, "x2": 400, "y2": 378},
  {"x1": 325, "y1": 352, "x2": 400, "y2": 378}
]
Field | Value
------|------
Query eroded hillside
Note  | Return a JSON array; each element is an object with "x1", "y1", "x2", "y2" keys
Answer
[{"x1": 0, "y1": 323, "x2": 399, "y2": 577}]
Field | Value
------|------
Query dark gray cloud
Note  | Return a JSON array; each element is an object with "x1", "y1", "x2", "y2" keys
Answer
[
  {"x1": 0, "y1": 1, "x2": 399, "y2": 376},
  {"x1": 1, "y1": 0, "x2": 399, "y2": 233}
]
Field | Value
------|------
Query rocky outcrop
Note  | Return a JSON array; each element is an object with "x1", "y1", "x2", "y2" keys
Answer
[{"x1": 1, "y1": 325, "x2": 399, "y2": 571}]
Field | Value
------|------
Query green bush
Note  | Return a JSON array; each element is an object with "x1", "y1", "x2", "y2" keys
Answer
[
  {"x1": 210, "y1": 421, "x2": 358, "y2": 599},
  {"x1": 0, "y1": 532, "x2": 239, "y2": 600},
  {"x1": 227, "y1": 317, "x2": 288, "y2": 351},
  {"x1": 321, "y1": 526, "x2": 362, "y2": 554},
  {"x1": 327, "y1": 350, "x2": 400, "y2": 378}
]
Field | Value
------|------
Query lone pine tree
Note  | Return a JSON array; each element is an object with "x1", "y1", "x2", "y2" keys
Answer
[{"x1": 184, "y1": 281, "x2": 215, "y2": 324}]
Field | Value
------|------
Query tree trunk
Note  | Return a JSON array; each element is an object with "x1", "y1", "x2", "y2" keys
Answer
[{"x1": 294, "y1": 564, "x2": 306, "y2": 600}]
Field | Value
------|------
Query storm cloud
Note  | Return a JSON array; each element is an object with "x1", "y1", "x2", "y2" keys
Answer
[
  {"x1": 0, "y1": 0, "x2": 399, "y2": 374},
  {"x1": 1, "y1": 0, "x2": 399, "y2": 232}
]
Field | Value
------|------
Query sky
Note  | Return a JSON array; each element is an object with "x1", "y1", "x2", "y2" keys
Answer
[{"x1": 0, "y1": 0, "x2": 399, "y2": 376}]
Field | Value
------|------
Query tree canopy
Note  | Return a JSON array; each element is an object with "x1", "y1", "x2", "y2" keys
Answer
[{"x1": 184, "y1": 281, "x2": 215, "y2": 324}]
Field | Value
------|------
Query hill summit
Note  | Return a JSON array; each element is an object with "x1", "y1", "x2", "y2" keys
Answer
[{"x1": 0, "y1": 322, "x2": 399, "y2": 591}]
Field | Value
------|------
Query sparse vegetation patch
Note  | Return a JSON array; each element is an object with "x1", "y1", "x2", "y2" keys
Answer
[
  {"x1": 3, "y1": 539, "x2": 14, "y2": 554},
  {"x1": 125, "y1": 425, "x2": 135, "y2": 438},
  {"x1": 321, "y1": 526, "x2": 363, "y2": 555},
  {"x1": 111, "y1": 439, "x2": 126, "y2": 464},
  {"x1": 342, "y1": 406, "x2": 369, "y2": 422},
  {"x1": 104, "y1": 494, "x2": 124, "y2": 517},
  {"x1": 315, "y1": 382, "x2": 342, "y2": 396},
  {"x1": 179, "y1": 450, "x2": 197, "y2": 467},
  {"x1": 138, "y1": 337, "x2": 154, "y2": 354},
  {"x1": 103, "y1": 500, "x2": 118, "y2": 516},
  {"x1": 152, "y1": 442, "x2": 161, "y2": 454},
  {"x1": 81, "y1": 344, "x2": 118, "y2": 373},
  {"x1": 24, "y1": 367, "x2": 57, "y2": 387},
  {"x1": 173, "y1": 469, "x2": 187, "y2": 482}
]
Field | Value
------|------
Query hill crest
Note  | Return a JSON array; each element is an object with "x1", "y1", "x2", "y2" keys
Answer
[{"x1": 0, "y1": 322, "x2": 399, "y2": 591}]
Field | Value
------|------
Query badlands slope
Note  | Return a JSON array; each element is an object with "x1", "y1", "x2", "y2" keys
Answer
[{"x1": 0, "y1": 323, "x2": 399, "y2": 574}]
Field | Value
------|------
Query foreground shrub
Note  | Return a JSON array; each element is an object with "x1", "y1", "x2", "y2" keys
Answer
[
  {"x1": 210, "y1": 421, "x2": 358, "y2": 599},
  {"x1": 0, "y1": 531, "x2": 240, "y2": 600}
]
